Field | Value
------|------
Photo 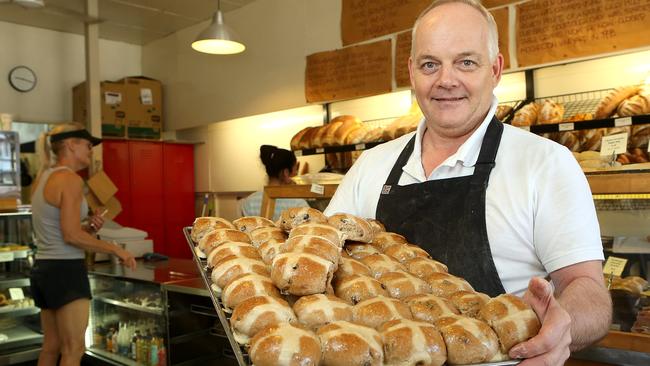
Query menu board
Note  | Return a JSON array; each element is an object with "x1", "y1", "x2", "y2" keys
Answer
[
  {"x1": 305, "y1": 40, "x2": 392, "y2": 103},
  {"x1": 341, "y1": 0, "x2": 430, "y2": 46},
  {"x1": 395, "y1": 31, "x2": 412, "y2": 88},
  {"x1": 517, "y1": 0, "x2": 650, "y2": 67},
  {"x1": 490, "y1": 7, "x2": 511, "y2": 70}
]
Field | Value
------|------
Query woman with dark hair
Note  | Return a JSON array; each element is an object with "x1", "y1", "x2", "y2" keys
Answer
[{"x1": 241, "y1": 145, "x2": 308, "y2": 220}]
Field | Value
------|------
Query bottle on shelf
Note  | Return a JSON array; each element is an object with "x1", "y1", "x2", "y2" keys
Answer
[
  {"x1": 111, "y1": 325, "x2": 119, "y2": 354},
  {"x1": 131, "y1": 329, "x2": 140, "y2": 361},
  {"x1": 106, "y1": 328, "x2": 114, "y2": 353}
]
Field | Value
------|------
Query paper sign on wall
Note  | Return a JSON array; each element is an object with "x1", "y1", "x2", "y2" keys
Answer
[
  {"x1": 104, "y1": 92, "x2": 122, "y2": 105},
  {"x1": 603, "y1": 256, "x2": 627, "y2": 277},
  {"x1": 600, "y1": 133, "x2": 628, "y2": 156},
  {"x1": 140, "y1": 88, "x2": 153, "y2": 105}
]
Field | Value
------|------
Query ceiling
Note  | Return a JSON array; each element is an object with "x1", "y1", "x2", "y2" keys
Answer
[{"x1": 0, "y1": 0, "x2": 257, "y2": 45}]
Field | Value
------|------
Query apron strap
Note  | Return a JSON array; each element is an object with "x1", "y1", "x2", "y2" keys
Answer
[
  {"x1": 471, "y1": 117, "x2": 504, "y2": 188},
  {"x1": 382, "y1": 135, "x2": 416, "y2": 190}
]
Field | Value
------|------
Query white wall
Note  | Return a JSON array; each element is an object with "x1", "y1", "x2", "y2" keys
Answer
[
  {"x1": 142, "y1": 0, "x2": 341, "y2": 132},
  {"x1": 0, "y1": 21, "x2": 141, "y2": 124}
]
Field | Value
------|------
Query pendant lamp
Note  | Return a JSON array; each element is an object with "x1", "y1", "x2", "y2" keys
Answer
[{"x1": 191, "y1": 0, "x2": 245, "y2": 55}]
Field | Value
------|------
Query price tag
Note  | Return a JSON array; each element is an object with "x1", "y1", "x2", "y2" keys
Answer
[
  {"x1": 558, "y1": 123, "x2": 574, "y2": 131},
  {"x1": 294, "y1": 150, "x2": 303, "y2": 157},
  {"x1": 310, "y1": 183, "x2": 325, "y2": 195},
  {"x1": 355, "y1": 143, "x2": 366, "y2": 151},
  {"x1": 8, "y1": 288, "x2": 24, "y2": 300},
  {"x1": 614, "y1": 117, "x2": 632, "y2": 127},
  {"x1": 519, "y1": 126, "x2": 530, "y2": 132},
  {"x1": 315, "y1": 148, "x2": 325, "y2": 154},
  {"x1": 603, "y1": 256, "x2": 627, "y2": 277},
  {"x1": 600, "y1": 133, "x2": 628, "y2": 156},
  {"x1": 0, "y1": 252, "x2": 13, "y2": 262}
]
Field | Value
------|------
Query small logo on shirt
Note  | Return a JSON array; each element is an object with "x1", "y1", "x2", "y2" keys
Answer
[{"x1": 381, "y1": 185, "x2": 392, "y2": 194}]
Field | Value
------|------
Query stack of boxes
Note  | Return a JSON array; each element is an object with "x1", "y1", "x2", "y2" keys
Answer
[{"x1": 73, "y1": 76, "x2": 162, "y2": 140}]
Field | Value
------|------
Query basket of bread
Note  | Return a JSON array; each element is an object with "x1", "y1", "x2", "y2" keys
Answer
[{"x1": 186, "y1": 208, "x2": 542, "y2": 366}]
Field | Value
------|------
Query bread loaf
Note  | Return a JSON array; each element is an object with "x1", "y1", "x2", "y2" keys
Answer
[
  {"x1": 495, "y1": 105, "x2": 513, "y2": 121},
  {"x1": 271, "y1": 252, "x2": 336, "y2": 296},
  {"x1": 579, "y1": 128, "x2": 606, "y2": 151},
  {"x1": 380, "y1": 319, "x2": 447, "y2": 366},
  {"x1": 538, "y1": 99, "x2": 565, "y2": 124},
  {"x1": 345, "y1": 242, "x2": 381, "y2": 259},
  {"x1": 230, "y1": 295, "x2": 296, "y2": 345},
  {"x1": 232, "y1": 216, "x2": 275, "y2": 234},
  {"x1": 378, "y1": 271, "x2": 432, "y2": 299},
  {"x1": 345, "y1": 125, "x2": 369, "y2": 145},
  {"x1": 293, "y1": 294, "x2": 353, "y2": 329},
  {"x1": 191, "y1": 217, "x2": 235, "y2": 242},
  {"x1": 449, "y1": 290, "x2": 490, "y2": 318},
  {"x1": 297, "y1": 127, "x2": 319, "y2": 150},
  {"x1": 210, "y1": 256, "x2": 269, "y2": 293},
  {"x1": 330, "y1": 115, "x2": 362, "y2": 146},
  {"x1": 425, "y1": 272, "x2": 474, "y2": 298},
  {"x1": 372, "y1": 232, "x2": 408, "y2": 252},
  {"x1": 404, "y1": 257, "x2": 448, "y2": 278},
  {"x1": 290, "y1": 127, "x2": 312, "y2": 150},
  {"x1": 362, "y1": 126, "x2": 384, "y2": 143},
  {"x1": 566, "y1": 113, "x2": 594, "y2": 122},
  {"x1": 479, "y1": 294, "x2": 541, "y2": 353},
  {"x1": 617, "y1": 94, "x2": 650, "y2": 117},
  {"x1": 320, "y1": 121, "x2": 344, "y2": 147},
  {"x1": 249, "y1": 226, "x2": 287, "y2": 248},
  {"x1": 352, "y1": 295, "x2": 413, "y2": 329},
  {"x1": 327, "y1": 213, "x2": 374, "y2": 243},
  {"x1": 258, "y1": 238, "x2": 286, "y2": 265},
  {"x1": 434, "y1": 315, "x2": 500, "y2": 364},
  {"x1": 595, "y1": 85, "x2": 641, "y2": 119},
  {"x1": 511, "y1": 103, "x2": 539, "y2": 127},
  {"x1": 278, "y1": 207, "x2": 328, "y2": 231},
  {"x1": 334, "y1": 274, "x2": 389, "y2": 305},
  {"x1": 288, "y1": 223, "x2": 345, "y2": 247},
  {"x1": 311, "y1": 125, "x2": 329, "y2": 148},
  {"x1": 557, "y1": 131, "x2": 581, "y2": 152},
  {"x1": 384, "y1": 243, "x2": 431, "y2": 263},
  {"x1": 221, "y1": 273, "x2": 281, "y2": 312},
  {"x1": 403, "y1": 294, "x2": 460, "y2": 323},
  {"x1": 207, "y1": 242, "x2": 261, "y2": 268},
  {"x1": 249, "y1": 322, "x2": 321, "y2": 366},
  {"x1": 317, "y1": 321, "x2": 384, "y2": 366},
  {"x1": 360, "y1": 253, "x2": 407, "y2": 279},
  {"x1": 630, "y1": 125, "x2": 650, "y2": 148}
]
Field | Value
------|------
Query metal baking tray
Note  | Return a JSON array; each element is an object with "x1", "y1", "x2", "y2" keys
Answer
[{"x1": 183, "y1": 226, "x2": 521, "y2": 366}]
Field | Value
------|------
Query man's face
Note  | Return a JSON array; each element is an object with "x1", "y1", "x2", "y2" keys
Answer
[{"x1": 408, "y1": 3, "x2": 503, "y2": 138}]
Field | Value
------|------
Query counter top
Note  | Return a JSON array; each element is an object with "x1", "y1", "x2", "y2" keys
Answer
[
  {"x1": 88, "y1": 258, "x2": 199, "y2": 284},
  {"x1": 163, "y1": 277, "x2": 210, "y2": 297}
]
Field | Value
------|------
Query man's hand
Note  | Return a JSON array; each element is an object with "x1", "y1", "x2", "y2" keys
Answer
[{"x1": 510, "y1": 277, "x2": 572, "y2": 365}]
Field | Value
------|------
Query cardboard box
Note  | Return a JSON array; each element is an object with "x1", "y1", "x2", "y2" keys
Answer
[
  {"x1": 119, "y1": 77, "x2": 162, "y2": 139},
  {"x1": 86, "y1": 170, "x2": 122, "y2": 221},
  {"x1": 73, "y1": 81, "x2": 127, "y2": 137}
]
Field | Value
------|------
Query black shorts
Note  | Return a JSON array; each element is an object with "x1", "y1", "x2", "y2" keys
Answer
[{"x1": 30, "y1": 259, "x2": 92, "y2": 310}]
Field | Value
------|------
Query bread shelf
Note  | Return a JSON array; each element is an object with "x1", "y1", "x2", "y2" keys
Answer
[
  {"x1": 517, "y1": 114, "x2": 650, "y2": 134},
  {"x1": 293, "y1": 141, "x2": 384, "y2": 156},
  {"x1": 586, "y1": 171, "x2": 650, "y2": 194}
]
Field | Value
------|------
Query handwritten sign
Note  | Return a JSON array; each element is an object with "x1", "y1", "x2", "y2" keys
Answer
[
  {"x1": 516, "y1": 0, "x2": 650, "y2": 67},
  {"x1": 305, "y1": 40, "x2": 392, "y2": 103},
  {"x1": 490, "y1": 7, "x2": 511, "y2": 70},
  {"x1": 600, "y1": 133, "x2": 629, "y2": 156},
  {"x1": 341, "y1": 0, "x2": 430, "y2": 46},
  {"x1": 395, "y1": 31, "x2": 412, "y2": 88},
  {"x1": 603, "y1": 256, "x2": 627, "y2": 277}
]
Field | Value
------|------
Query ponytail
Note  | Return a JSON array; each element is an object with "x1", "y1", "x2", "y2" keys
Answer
[{"x1": 259, "y1": 145, "x2": 296, "y2": 179}]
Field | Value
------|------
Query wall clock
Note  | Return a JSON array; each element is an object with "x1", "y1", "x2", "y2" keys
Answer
[{"x1": 8, "y1": 66, "x2": 37, "y2": 93}]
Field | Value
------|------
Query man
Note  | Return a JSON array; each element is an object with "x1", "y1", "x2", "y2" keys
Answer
[{"x1": 325, "y1": 0, "x2": 612, "y2": 364}]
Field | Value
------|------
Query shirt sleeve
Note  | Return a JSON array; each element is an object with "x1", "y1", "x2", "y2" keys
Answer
[
  {"x1": 532, "y1": 147, "x2": 604, "y2": 273},
  {"x1": 324, "y1": 151, "x2": 368, "y2": 217}
]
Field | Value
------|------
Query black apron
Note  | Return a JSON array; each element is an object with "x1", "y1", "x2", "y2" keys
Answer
[{"x1": 376, "y1": 117, "x2": 506, "y2": 297}]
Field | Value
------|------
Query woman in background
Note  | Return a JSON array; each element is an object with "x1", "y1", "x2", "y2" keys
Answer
[
  {"x1": 241, "y1": 145, "x2": 309, "y2": 221},
  {"x1": 30, "y1": 123, "x2": 136, "y2": 366}
]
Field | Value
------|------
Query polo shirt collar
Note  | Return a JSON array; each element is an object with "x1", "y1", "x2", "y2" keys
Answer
[{"x1": 402, "y1": 96, "x2": 499, "y2": 181}]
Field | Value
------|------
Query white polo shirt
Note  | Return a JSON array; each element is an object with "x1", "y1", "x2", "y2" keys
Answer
[{"x1": 325, "y1": 99, "x2": 604, "y2": 295}]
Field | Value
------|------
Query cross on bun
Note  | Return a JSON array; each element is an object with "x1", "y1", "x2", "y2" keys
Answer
[
  {"x1": 191, "y1": 217, "x2": 235, "y2": 243},
  {"x1": 317, "y1": 321, "x2": 384, "y2": 366},
  {"x1": 479, "y1": 294, "x2": 541, "y2": 353},
  {"x1": 280, "y1": 235, "x2": 341, "y2": 267},
  {"x1": 232, "y1": 216, "x2": 275, "y2": 234},
  {"x1": 221, "y1": 273, "x2": 281, "y2": 312},
  {"x1": 230, "y1": 295, "x2": 296, "y2": 345},
  {"x1": 345, "y1": 242, "x2": 381, "y2": 260},
  {"x1": 278, "y1": 208, "x2": 328, "y2": 231},
  {"x1": 293, "y1": 294, "x2": 353, "y2": 330},
  {"x1": 426, "y1": 272, "x2": 474, "y2": 298},
  {"x1": 249, "y1": 322, "x2": 321, "y2": 366},
  {"x1": 207, "y1": 242, "x2": 261, "y2": 268},
  {"x1": 403, "y1": 294, "x2": 460, "y2": 323},
  {"x1": 334, "y1": 274, "x2": 389, "y2": 305},
  {"x1": 210, "y1": 256, "x2": 269, "y2": 294},
  {"x1": 379, "y1": 319, "x2": 447, "y2": 366},
  {"x1": 449, "y1": 290, "x2": 491, "y2": 318},
  {"x1": 371, "y1": 232, "x2": 408, "y2": 252},
  {"x1": 352, "y1": 295, "x2": 413, "y2": 329},
  {"x1": 434, "y1": 315, "x2": 500, "y2": 365},
  {"x1": 361, "y1": 253, "x2": 407, "y2": 279},
  {"x1": 404, "y1": 257, "x2": 448, "y2": 278},
  {"x1": 289, "y1": 223, "x2": 345, "y2": 247},
  {"x1": 198, "y1": 228, "x2": 251, "y2": 254},
  {"x1": 271, "y1": 252, "x2": 336, "y2": 296},
  {"x1": 249, "y1": 226, "x2": 287, "y2": 248},
  {"x1": 333, "y1": 257, "x2": 371, "y2": 284},
  {"x1": 384, "y1": 243, "x2": 431, "y2": 263},
  {"x1": 258, "y1": 238, "x2": 286, "y2": 265},
  {"x1": 378, "y1": 271, "x2": 432, "y2": 299},
  {"x1": 327, "y1": 213, "x2": 375, "y2": 243}
]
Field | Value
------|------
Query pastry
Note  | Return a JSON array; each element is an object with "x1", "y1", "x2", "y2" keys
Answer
[
  {"x1": 317, "y1": 321, "x2": 384, "y2": 366},
  {"x1": 479, "y1": 294, "x2": 541, "y2": 353},
  {"x1": 345, "y1": 242, "x2": 381, "y2": 260},
  {"x1": 378, "y1": 271, "x2": 432, "y2": 299},
  {"x1": 434, "y1": 315, "x2": 500, "y2": 364},
  {"x1": 293, "y1": 294, "x2": 353, "y2": 329},
  {"x1": 258, "y1": 238, "x2": 286, "y2": 265},
  {"x1": 271, "y1": 252, "x2": 336, "y2": 296},
  {"x1": 288, "y1": 223, "x2": 345, "y2": 247},
  {"x1": 327, "y1": 213, "x2": 375, "y2": 243},
  {"x1": 190, "y1": 217, "x2": 235, "y2": 242},
  {"x1": 230, "y1": 295, "x2": 296, "y2": 345},
  {"x1": 221, "y1": 273, "x2": 281, "y2": 312},
  {"x1": 352, "y1": 295, "x2": 413, "y2": 329},
  {"x1": 383, "y1": 243, "x2": 431, "y2": 263},
  {"x1": 380, "y1": 319, "x2": 447, "y2": 366},
  {"x1": 206, "y1": 242, "x2": 261, "y2": 268},
  {"x1": 333, "y1": 256, "x2": 371, "y2": 284},
  {"x1": 334, "y1": 274, "x2": 389, "y2": 305},
  {"x1": 279, "y1": 234, "x2": 341, "y2": 267},
  {"x1": 360, "y1": 253, "x2": 407, "y2": 279},
  {"x1": 210, "y1": 255, "x2": 269, "y2": 293},
  {"x1": 277, "y1": 207, "x2": 328, "y2": 231},
  {"x1": 449, "y1": 290, "x2": 490, "y2": 318},
  {"x1": 372, "y1": 232, "x2": 408, "y2": 252},
  {"x1": 403, "y1": 294, "x2": 460, "y2": 323},
  {"x1": 404, "y1": 257, "x2": 448, "y2": 278},
  {"x1": 232, "y1": 216, "x2": 275, "y2": 234},
  {"x1": 425, "y1": 272, "x2": 474, "y2": 298},
  {"x1": 249, "y1": 322, "x2": 321, "y2": 366},
  {"x1": 198, "y1": 228, "x2": 251, "y2": 253},
  {"x1": 249, "y1": 226, "x2": 287, "y2": 248}
]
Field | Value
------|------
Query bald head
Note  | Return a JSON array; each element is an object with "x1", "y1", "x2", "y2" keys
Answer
[{"x1": 411, "y1": 0, "x2": 499, "y2": 62}]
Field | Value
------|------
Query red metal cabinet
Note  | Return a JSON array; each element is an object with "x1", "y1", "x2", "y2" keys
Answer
[
  {"x1": 163, "y1": 144, "x2": 195, "y2": 259},
  {"x1": 102, "y1": 140, "x2": 132, "y2": 226}
]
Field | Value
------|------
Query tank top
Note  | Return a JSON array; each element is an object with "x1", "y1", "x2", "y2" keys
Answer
[{"x1": 32, "y1": 166, "x2": 88, "y2": 260}]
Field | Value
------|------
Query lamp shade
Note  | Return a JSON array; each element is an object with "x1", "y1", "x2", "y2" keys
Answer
[{"x1": 192, "y1": 10, "x2": 245, "y2": 55}]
